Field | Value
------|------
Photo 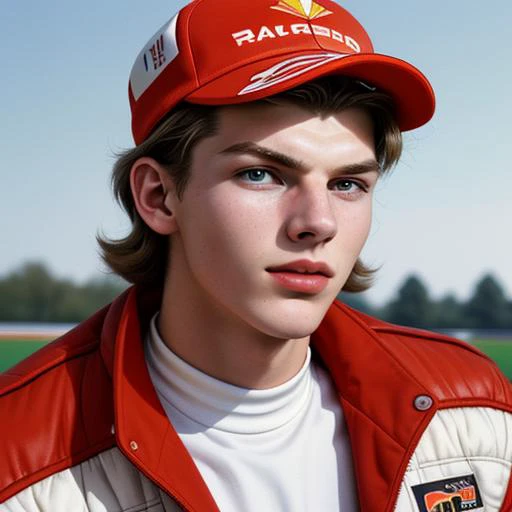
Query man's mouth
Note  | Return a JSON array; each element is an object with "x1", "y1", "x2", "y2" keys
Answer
[
  {"x1": 266, "y1": 260, "x2": 333, "y2": 294},
  {"x1": 266, "y1": 260, "x2": 334, "y2": 278}
]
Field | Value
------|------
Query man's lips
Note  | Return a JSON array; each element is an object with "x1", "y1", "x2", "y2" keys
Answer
[
  {"x1": 266, "y1": 260, "x2": 333, "y2": 294},
  {"x1": 266, "y1": 260, "x2": 334, "y2": 278}
]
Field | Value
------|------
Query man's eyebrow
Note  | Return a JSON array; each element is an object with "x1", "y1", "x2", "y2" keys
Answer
[
  {"x1": 219, "y1": 142, "x2": 305, "y2": 170},
  {"x1": 219, "y1": 141, "x2": 381, "y2": 175},
  {"x1": 339, "y1": 160, "x2": 381, "y2": 175}
]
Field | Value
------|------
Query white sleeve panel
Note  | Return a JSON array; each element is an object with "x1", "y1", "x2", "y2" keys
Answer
[
  {"x1": 394, "y1": 407, "x2": 512, "y2": 512},
  {"x1": 0, "y1": 448, "x2": 181, "y2": 512}
]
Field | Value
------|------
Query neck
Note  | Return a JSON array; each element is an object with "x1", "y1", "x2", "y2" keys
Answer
[{"x1": 158, "y1": 272, "x2": 309, "y2": 390}]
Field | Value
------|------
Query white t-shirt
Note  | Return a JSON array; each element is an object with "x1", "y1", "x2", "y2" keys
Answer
[{"x1": 145, "y1": 314, "x2": 358, "y2": 511}]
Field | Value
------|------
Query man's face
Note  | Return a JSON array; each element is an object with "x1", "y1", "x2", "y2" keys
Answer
[{"x1": 167, "y1": 102, "x2": 379, "y2": 340}]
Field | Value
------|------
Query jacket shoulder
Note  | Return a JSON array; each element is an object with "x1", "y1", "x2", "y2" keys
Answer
[
  {"x1": 337, "y1": 301, "x2": 512, "y2": 406},
  {"x1": 0, "y1": 306, "x2": 115, "y2": 503}
]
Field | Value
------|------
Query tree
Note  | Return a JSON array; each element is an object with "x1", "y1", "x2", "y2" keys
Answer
[
  {"x1": 0, "y1": 262, "x2": 127, "y2": 322},
  {"x1": 0, "y1": 262, "x2": 56, "y2": 321},
  {"x1": 385, "y1": 274, "x2": 433, "y2": 328},
  {"x1": 463, "y1": 274, "x2": 509, "y2": 329},
  {"x1": 432, "y1": 293, "x2": 463, "y2": 328}
]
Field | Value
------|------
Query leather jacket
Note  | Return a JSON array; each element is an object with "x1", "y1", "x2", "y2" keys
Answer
[{"x1": 1, "y1": 287, "x2": 511, "y2": 511}]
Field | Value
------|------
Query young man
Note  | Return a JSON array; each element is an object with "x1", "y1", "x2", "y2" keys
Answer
[{"x1": 1, "y1": 0, "x2": 511, "y2": 511}]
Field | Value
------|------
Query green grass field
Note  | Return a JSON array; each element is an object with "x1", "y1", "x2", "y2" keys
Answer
[
  {"x1": 1, "y1": 337, "x2": 511, "y2": 380},
  {"x1": 0, "y1": 339, "x2": 49, "y2": 373},
  {"x1": 473, "y1": 339, "x2": 512, "y2": 381}
]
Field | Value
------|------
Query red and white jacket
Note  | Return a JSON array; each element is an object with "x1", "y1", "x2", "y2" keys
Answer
[{"x1": 1, "y1": 287, "x2": 511, "y2": 511}]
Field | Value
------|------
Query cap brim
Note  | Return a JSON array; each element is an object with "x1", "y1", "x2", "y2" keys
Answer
[{"x1": 185, "y1": 52, "x2": 435, "y2": 132}]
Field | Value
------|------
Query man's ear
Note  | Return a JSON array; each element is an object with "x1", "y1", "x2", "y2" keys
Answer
[{"x1": 130, "y1": 157, "x2": 179, "y2": 235}]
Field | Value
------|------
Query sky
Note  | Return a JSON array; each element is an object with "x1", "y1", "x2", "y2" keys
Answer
[{"x1": 1, "y1": 0, "x2": 511, "y2": 306}]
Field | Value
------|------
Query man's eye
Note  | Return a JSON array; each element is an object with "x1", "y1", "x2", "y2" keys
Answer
[
  {"x1": 238, "y1": 168, "x2": 275, "y2": 184},
  {"x1": 331, "y1": 179, "x2": 365, "y2": 193}
]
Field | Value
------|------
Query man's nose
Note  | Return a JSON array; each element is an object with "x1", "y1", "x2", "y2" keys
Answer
[{"x1": 285, "y1": 184, "x2": 338, "y2": 244}]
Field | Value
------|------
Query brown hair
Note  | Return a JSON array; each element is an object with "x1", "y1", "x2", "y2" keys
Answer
[{"x1": 98, "y1": 76, "x2": 402, "y2": 292}]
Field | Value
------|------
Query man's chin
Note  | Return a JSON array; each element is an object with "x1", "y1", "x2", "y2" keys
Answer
[
  {"x1": 257, "y1": 317, "x2": 326, "y2": 342},
  {"x1": 244, "y1": 295, "x2": 334, "y2": 340}
]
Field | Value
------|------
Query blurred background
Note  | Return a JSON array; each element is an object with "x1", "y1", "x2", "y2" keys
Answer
[{"x1": 1, "y1": 0, "x2": 511, "y2": 377}]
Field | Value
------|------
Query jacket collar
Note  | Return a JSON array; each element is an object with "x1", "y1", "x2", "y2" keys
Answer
[
  {"x1": 101, "y1": 286, "x2": 435, "y2": 512},
  {"x1": 311, "y1": 301, "x2": 436, "y2": 511}
]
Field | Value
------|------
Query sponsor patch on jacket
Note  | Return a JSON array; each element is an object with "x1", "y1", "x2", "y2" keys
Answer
[{"x1": 412, "y1": 474, "x2": 483, "y2": 512}]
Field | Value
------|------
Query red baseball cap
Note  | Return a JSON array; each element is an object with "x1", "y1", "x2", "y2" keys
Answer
[{"x1": 129, "y1": 0, "x2": 435, "y2": 145}]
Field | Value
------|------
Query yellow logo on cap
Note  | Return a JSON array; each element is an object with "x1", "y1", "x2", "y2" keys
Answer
[{"x1": 271, "y1": 0, "x2": 332, "y2": 20}]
